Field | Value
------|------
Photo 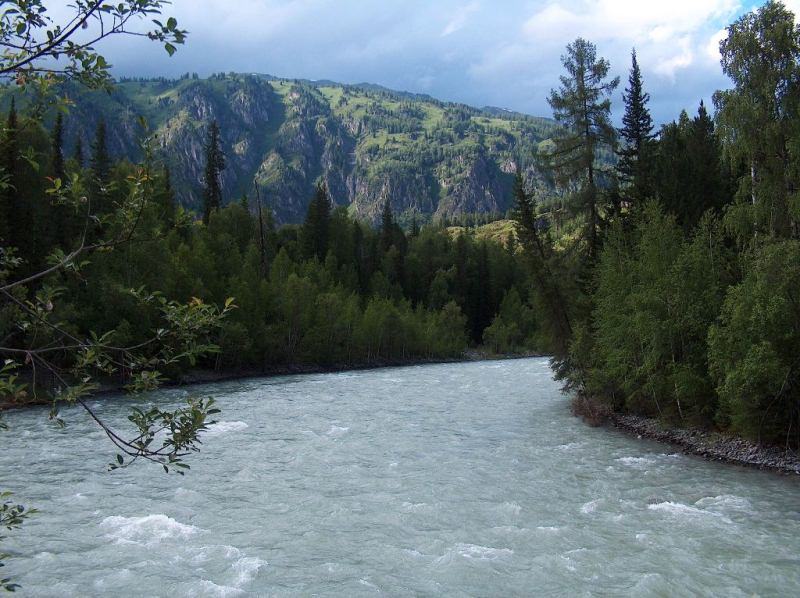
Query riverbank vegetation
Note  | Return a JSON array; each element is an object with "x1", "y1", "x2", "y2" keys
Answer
[{"x1": 526, "y1": 1, "x2": 800, "y2": 450}]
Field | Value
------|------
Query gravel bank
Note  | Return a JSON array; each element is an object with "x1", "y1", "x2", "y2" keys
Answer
[{"x1": 610, "y1": 412, "x2": 800, "y2": 475}]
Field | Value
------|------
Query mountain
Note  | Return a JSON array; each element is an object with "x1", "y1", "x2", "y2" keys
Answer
[{"x1": 7, "y1": 73, "x2": 562, "y2": 224}]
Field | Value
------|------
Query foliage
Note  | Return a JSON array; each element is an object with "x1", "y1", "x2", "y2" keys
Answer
[
  {"x1": 545, "y1": 37, "x2": 619, "y2": 260},
  {"x1": 617, "y1": 49, "x2": 655, "y2": 206},
  {"x1": 0, "y1": 0, "x2": 186, "y2": 88},
  {"x1": 714, "y1": 0, "x2": 800, "y2": 238},
  {"x1": 708, "y1": 240, "x2": 800, "y2": 445}
]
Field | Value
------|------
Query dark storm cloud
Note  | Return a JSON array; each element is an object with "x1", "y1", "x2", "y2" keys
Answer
[{"x1": 93, "y1": 0, "x2": 778, "y2": 124}]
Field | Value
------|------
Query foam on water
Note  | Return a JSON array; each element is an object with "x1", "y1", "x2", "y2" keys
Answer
[
  {"x1": 100, "y1": 514, "x2": 200, "y2": 546},
  {"x1": 647, "y1": 501, "x2": 732, "y2": 524},
  {"x1": 231, "y1": 556, "x2": 267, "y2": 585},
  {"x1": 204, "y1": 421, "x2": 249, "y2": 437},
  {"x1": 327, "y1": 424, "x2": 350, "y2": 437}
]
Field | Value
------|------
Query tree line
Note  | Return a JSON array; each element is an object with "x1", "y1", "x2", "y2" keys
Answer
[{"x1": 523, "y1": 1, "x2": 800, "y2": 448}]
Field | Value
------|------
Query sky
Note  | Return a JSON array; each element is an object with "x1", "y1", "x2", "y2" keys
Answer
[{"x1": 93, "y1": 0, "x2": 790, "y2": 124}]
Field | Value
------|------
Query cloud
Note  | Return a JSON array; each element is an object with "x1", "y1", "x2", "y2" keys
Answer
[
  {"x1": 442, "y1": 1, "x2": 480, "y2": 36},
  {"x1": 92, "y1": 0, "x2": 784, "y2": 125}
]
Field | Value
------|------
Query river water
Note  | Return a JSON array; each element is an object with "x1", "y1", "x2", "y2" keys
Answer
[{"x1": 1, "y1": 357, "x2": 798, "y2": 596}]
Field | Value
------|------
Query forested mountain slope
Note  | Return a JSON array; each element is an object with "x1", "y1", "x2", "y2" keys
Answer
[{"x1": 2, "y1": 74, "x2": 561, "y2": 223}]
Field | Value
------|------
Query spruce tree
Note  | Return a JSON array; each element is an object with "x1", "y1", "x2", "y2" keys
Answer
[
  {"x1": 618, "y1": 48, "x2": 655, "y2": 205},
  {"x1": 90, "y1": 119, "x2": 111, "y2": 214},
  {"x1": 73, "y1": 136, "x2": 84, "y2": 167},
  {"x1": 202, "y1": 120, "x2": 225, "y2": 225},
  {"x1": 0, "y1": 98, "x2": 19, "y2": 246},
  {"x1": 154, "y1": 165, "x2": 176, "y2": 228},
  {"x1": 511, "y1": 170, "x2": 572, "y2": 355},
  {"x1": 380, "y1": 198, "x2": 395, "y2": 251},
  {"x1": 300, "y1": 182, "x2": 331, "y2": 260},
  {"x1": 546, "y1": 38, "x2": 619, "y2": 260},
  {"x1": 51, "y1": 111, "x2": 66, "y2": 182}
]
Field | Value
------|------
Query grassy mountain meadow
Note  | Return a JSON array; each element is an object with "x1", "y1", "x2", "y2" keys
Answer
[{"x1": 4, "y1": 73, "x2": 561, "y2": 224}]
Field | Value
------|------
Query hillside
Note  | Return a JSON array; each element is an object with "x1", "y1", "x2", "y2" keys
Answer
[{"x1": 4, "y1": 74, "x2": 560, "y2": 224}]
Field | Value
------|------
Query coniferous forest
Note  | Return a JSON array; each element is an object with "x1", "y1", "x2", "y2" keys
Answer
[{"x1": 0, "y1": 0, "x2": 799, "y2": 452}]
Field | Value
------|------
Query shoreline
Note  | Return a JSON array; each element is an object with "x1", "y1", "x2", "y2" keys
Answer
[
  {"x1": 608, "y1": 411, "x2": 800, "y2": 476},
  {"x1": 0, "y1": 351, "x2": 544, "y2": 410}
]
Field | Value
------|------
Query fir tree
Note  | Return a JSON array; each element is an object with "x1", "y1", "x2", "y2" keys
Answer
[
  {"x1": 51, "y1": 111, "x2": 66, "y2": 182},
  {"x1": 202, "y1": 120, "x2": 225, "y2": 225},
  {"x1": 380, "y1": 198, "x2": 395, "y2": 251},
  {"x1": 300, "y1": 182, "x2": 331, "y2": 260},
  {"x1": 410, "y1": 213, "x2": 420, "y2": 237},
  {"x1": 546, "y1": 38, "x2": 619, "y2": 260},
  {"x1": 90, "y1": 119, "x2": 111, "y2": 214},
  {"x1": 0, "y1": 98, "x2": 19, "y2": 246},
  {"x1": 154, "y1": 165, "x2": 176, "y2": 228},
  {"x1": 618, "y1": 48, "x2": 655, "y2": 205},
  {"x1": 73, "y1": 136, "x2": 84, "y2": 167}
]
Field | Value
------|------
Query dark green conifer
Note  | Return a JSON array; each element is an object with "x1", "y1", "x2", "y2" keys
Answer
[
  {"x1": 51, "y1": 111, "x2": 66, "y2": 182},
  {"x1": 380, "y1": 198, "x2": 395, "y2": 251},
  {"x1": 300, "y1": 182, "x2": 331, "y2": 260},
  {"x1": 618, "y1": 49, "x2": 655, "y2": 205},
  {"x1": 202, "y1": 120, "x2": 225, "y2": 225},
  {"x1": 0, "y1": 98, "x2": 19, "y2": 245},
  {"x1": 90, "y1": 119, "x2": 111, "y2": 214},
  {"x1": 73, "y1": 136, "x2": 84, "y2": 167}
]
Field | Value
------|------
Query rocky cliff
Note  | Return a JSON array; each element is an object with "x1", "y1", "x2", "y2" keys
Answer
[{"x1": 39, "y1": 74, "x2": 561, "y2": 224}]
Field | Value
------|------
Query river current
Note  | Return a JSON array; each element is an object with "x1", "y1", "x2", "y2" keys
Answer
[{"x1": 1, "y1": 357, "x2": 798, "y2": 596}]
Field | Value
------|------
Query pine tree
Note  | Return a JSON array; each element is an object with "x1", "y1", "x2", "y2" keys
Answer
[
  {"x1": 73, "y1": 135, "x2": 84, "y2": 167},
  {"x1": 0, "y1": 98, "x2": 19, "y2": 246},
  {"x1": 618, "y1": 48, "x2": 655, "y2": 206},
  {"x1": 154, "y1": 165, "x2": 176, "y2": 228},
  {"x1": 546, "y1": 38, "x2": 619, "y2": 260},
  {"x1": 90, "y1": 119, "x2": 111, "y2": 214},
  {"x1": 202, "y1": 120, "x2": 225, "y2": 225},
  {"x1": 653, "y1": 102, "x2": 731, "y2": 231},
  {"x1": 380, "y1": 198, "x2": 395, "y2": 251},
  {"x1": 300, "y1": 182, "x2": 331, "y2": 260},
  {"x1": 511, "y1": 170, "x2": 572, "y2": 355},
  {"x1": 51, "y1": 111, "x2": 66, "y2": 182}
]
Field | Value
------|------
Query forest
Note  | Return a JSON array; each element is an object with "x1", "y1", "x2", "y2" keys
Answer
[
  {"x1": 522, "y1": 2, "x2": 800, "y2": 450},
  {"x1": 1, "y1": 0, "x2": 799, "y2": 470}
]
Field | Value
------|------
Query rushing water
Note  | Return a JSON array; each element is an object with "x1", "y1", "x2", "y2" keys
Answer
[{"x1": 1, "y1": 358, "x2": 799, "y2": 596}]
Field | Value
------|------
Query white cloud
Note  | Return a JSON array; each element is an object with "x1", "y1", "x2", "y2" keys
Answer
[
  {"x1": 96, "y1": 0, "x2": 779, "y2": 124},
  {"x1": 442, "y1": 1, "x2": 480, "y2": 36},
  {"x1": 520, "y1": 0, "x2": 742, "y2": 77}
]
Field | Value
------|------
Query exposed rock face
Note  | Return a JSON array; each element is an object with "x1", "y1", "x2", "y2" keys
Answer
[{"x1": 46, "y1": 75, "x2": 562, "y2": 224}]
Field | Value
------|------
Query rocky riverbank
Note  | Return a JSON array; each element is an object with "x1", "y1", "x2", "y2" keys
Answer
[
  {"x1": 571, "y1": 395, "x2": 800, "y2": 475},
  {"x1": 610, "y1": 412, "x2": 800, "y2": 475}
]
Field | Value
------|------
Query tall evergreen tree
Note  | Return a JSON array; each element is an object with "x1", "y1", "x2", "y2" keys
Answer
[
  {"x1": 0, "y1": 98, "x2": 19, "y2": 246},
  {"x1": 73, "y1": 135, "x2": 84, "y2": 167},
  {"x1": 511, "y1": 170, "x2": 572, "y2": 355},
  {"x1": 300, "y1": 182, "x2": 331, "y2": 260},
  {"x1": 618, "y1": 48, "x2": 655, "y2": 205},
  {"x1": 51, "y1": 111, "x2": 66, "y2": 182},
  {"x1": 202, "y1": 120, "x2": 225, "y2": 225},
  {"x1": 653, "y1": 102, "x2": 731, "y2": 231},
  {"x1": 546, "y1": 38, "x2": 619, "y2": 260},
  {"x1": 380, "y1": 198, "x2": 395, "y2": 251},
  {"x1": 154, "y1": 165, "x2": 176, "y2": 228},
  {"x1": 90, "y1": 119, "x2": 111, "y2": 214}
]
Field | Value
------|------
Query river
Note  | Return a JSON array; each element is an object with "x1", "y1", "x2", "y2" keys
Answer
[{"x1": 1, "y1": 357, "x2": 798, "y2": 596}]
